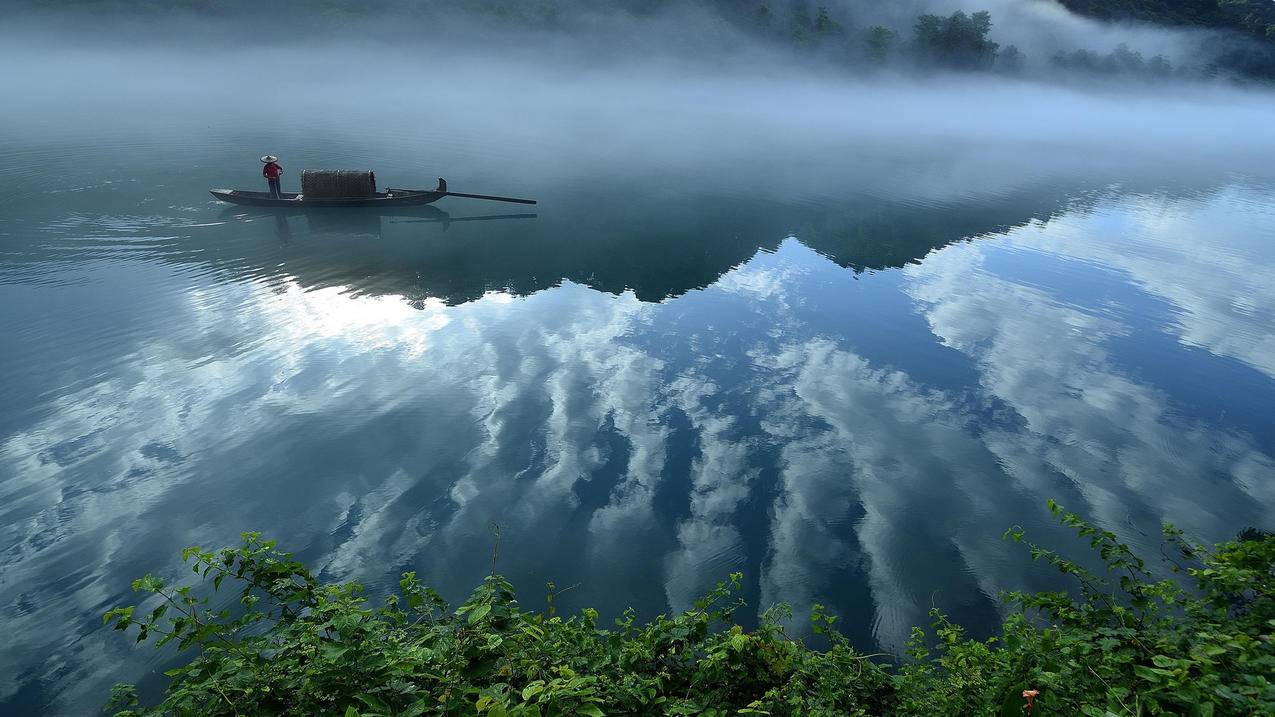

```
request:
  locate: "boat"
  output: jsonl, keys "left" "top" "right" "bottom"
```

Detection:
{"left": 210, "top": 187, "right": 445, "bottom": 208}
{"left": 210, "top": 178, "right": 535, "bottom": 208}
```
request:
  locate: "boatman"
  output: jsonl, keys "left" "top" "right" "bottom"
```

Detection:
{"left": 261, "top": 155, "right": 283, "bottom": 198}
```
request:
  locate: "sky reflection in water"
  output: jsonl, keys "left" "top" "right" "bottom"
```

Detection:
{"left": 3, "top": 184, "right": 1274, "bottom": 712}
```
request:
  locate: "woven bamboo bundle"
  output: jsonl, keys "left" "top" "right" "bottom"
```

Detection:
{"left": 300, "top": 170, "right": 376, "bottom": 198}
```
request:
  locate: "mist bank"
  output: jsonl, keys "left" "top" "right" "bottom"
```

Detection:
{"left": 7, "top": 37, "right": 1275, "bottom": 198}
{"left": 11, "top": 0, "right": 1275, "bottom": 84}
{"left": 7, "top": 36, "right": 1275, "bottom": 304}
{"left": 7, "top": 38, "right": 1275, "bottom": 174}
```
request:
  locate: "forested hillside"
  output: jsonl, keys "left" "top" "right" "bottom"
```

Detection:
{"left": 1058, "top": 0, "right": 1275, "bottom": 37}
{"left": 12, "top": 0, "right": 1275, "bottom": 80}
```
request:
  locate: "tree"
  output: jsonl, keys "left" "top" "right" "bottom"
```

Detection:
{"left": 753, "top": 2, "right": 773, "bottom": 34}
{"left": 912, "top": 10, "right": 999, "bottom": 70}
{"left": 865, "top": 25, "right": 899, "bottom": 64}
{"left": 1112, "top": 42, "right": 1146, "bottom": 72}
{"left": 812, "top": 6, "right": 843, "bottom": 38}
{"left": 998, "top": 44, "right": 1025, "bottom": 73}
{"left": 789, "top": 0, "right": 812, "bottom": 46}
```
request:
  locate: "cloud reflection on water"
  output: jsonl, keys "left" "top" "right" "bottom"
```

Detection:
{"left": 2, "top": 188, "right": 1274, "bottom": 711}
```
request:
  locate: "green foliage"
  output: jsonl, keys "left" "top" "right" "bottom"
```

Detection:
{"left": 990, "top": 502, "right": 1275, "bottom": 716}
{"left": 1050, "top": 45, "right": 1186, "bottom": 79}
{"left": 913, "top": 10, "right": 1000, "bottom": 70}
{"left": 1054, "top": 0, "right": 1275, "bottom": 78}
{"left": 811, "top": 7, "right": 843, "bottom": 40}
{"left": 1059, "top": 0, "right": 1275, "bottom": 38}
{"left": 105, "top": 506, "right": 1274, "bottom": 716}
{"left": 864, "top": 26, "right": 899, "bottom": 65}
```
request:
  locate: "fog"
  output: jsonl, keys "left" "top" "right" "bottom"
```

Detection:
{"left": 837, "top": 0, "right": 1213, "bottom": 60}
{"left": 7, "top": 0, "right": 1261, "bottom": 80}
{"left": 6, "top": 31, "right": 1275, "bottom": 197}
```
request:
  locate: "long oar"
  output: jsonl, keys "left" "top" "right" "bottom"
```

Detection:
{"left": 387, "top": 187, "right": 537, "bottom": 205}
{"left": 442, "top": 190, "right": 537, "bottom": 205}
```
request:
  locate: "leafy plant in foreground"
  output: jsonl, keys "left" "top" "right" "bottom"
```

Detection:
{"left": 104, "top": 504, "right": 1273, "bottom": 716}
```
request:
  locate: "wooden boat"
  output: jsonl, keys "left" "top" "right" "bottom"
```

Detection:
{"left": 210, "top": 187, "right": 445, "bottom": 208}
{"left": 210, "top": 178, "right": 535, "bottom": 208}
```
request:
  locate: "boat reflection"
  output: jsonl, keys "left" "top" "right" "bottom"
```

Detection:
{"left": 181, "top": 183, "right": 1095, "bottom": 308}
{"left": 220, "top": 205, "right": 539, "bottom": 236}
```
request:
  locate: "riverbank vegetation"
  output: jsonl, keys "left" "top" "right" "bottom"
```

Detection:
{"left": 104, "top": 501, "right": 1273, "bottom": 716}
{"left": 12, "top": 1, "right": 1275, "bottom": 82}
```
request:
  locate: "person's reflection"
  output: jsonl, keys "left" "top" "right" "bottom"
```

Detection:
{"left": 273, "top": 212, "right": 293, "bottom": 245}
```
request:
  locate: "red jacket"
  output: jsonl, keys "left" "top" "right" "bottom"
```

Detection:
{"left": 262, "top": 162, "right": 283, "bottom": 179}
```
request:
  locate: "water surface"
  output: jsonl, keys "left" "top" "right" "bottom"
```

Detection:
{"left": 3, "top": 54, "right": 1275, "bottom": 713}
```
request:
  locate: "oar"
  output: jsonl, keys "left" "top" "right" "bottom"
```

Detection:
{"left": 387, "top": 187, "right": 537, "bottom": 205}
{"left": 442, "top": 190, "right": 537, "bottom": 205}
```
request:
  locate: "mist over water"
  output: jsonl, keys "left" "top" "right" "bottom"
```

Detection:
{"left": 2, "top": 25, "right": 1275, "bottom": 715}
{"left": 5, "top": 0, "right": 1246, "bottom": 75}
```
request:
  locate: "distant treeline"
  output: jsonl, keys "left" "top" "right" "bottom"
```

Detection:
{"left": 1056, "top": 0, "right": 1275, "bottom": 37}
{"left": 13, "top": 0, "right": 1275, "bottom": 81}
{"left": 1055, "top": 0, "right": 1275, "bottom": 79}
{"left": 728, "top": 0, "right": 1272, "bottom": 81}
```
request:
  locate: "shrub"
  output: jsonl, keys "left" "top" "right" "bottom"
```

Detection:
{"left": 105, "top": 502, "right": 1273, "bottom": 716}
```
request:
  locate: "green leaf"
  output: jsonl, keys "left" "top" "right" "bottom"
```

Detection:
{"left": 522, "top": 682, "right": 545, "bottom": 701}
{"left": 354, "top": 694, "right": 387, "bottom": 709}
{"left": 469, "top": 603, "right": 491, "bottom": 624}
{"left": 97, "top": 518, "right": 1275, "bottom": 717}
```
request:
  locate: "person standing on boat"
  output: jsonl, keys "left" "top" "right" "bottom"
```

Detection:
{"left": 261, "top": 155, "right": 283, "bottom": 198}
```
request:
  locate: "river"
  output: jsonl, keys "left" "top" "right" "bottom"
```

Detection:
{"left": 2, "top": 50, "right": 1275, "bottom": 713}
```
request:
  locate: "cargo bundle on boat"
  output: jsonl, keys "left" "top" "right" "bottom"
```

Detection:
{"left": 300, "top": 170, "right": 377, "bottom": 199}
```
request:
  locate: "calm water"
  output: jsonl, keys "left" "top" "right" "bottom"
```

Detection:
{"left": 3, "top": 58, "right": 1275, "bottom": 713}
